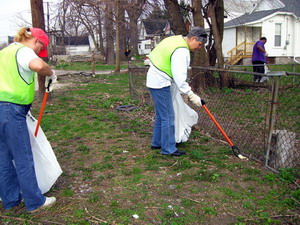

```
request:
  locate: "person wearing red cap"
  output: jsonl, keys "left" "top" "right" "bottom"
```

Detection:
{"left": 0, "top": 27, "right": 57, "bottom": 212}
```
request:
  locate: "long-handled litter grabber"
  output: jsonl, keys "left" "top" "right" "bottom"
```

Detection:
{"left": 200, "top": 100, "right": 247, "bottom": 160}
{"left": 34, "top": 79, "right": 52, "bottom": 137}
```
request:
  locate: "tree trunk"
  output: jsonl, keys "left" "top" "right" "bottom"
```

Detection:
{"left": 163, "top": 0, "right": 187, "bottom": 35}
{"left": 191, "top": 0, "right": 209, "bottom": 93}
{"left": 125, "top": 0, "right": 145, "bottom": 56}
{"left": 208, "top": 0, "right": 229, "bottom": 88}
{"left": 105, "top": 2, "right": 114, "bottom": 65}
{"left": 115, "top": 0, "right": 121, "bottom": 72}
{"left": 119, "top": 1, "right": 127, "bottom": 61}
{"left": 30, "top": 0, "right": 46, "bottom": 101}
{"left": 96, "top": 9, "right": 105, "bottom": 55}
{"left": 60, "top": 0, "right": 68, "bottom": 48}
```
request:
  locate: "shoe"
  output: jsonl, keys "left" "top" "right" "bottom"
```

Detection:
{"left": 176, "top": 142, "right": 183, "bottom": 147}
{"left": 30, "top": 197, "right": 56, "bottom": 213}
{"left": 151, "top": 146, "right": 161, "bottom": 150}
{"left": 259, "top": 76, "right": 269, "bottom": 83}
{"left": 152, "top": 144, "right": 182, "bottom": 149}
{"left": 162, "top": 150, "right": 186, "bottom": 156}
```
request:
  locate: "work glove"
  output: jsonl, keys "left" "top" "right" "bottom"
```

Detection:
{"left": 45, "top": 70, "right": 58, "bottom": 92}
{"left": 188, "top": 91, "right": 202, "bottom": 107}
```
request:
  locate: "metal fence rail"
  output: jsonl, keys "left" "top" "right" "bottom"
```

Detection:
{"left": 267, "top": 74, "right": 300, "bottom": 171}
{"left": 128, "top": 66, "right": 300, "bottom": 173}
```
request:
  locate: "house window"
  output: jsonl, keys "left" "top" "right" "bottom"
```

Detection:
{"left": 145, "top": 44, "right": 152, "bottom": 49}
{"left": 275, "top": 23, "right": 281, "bottom": 47}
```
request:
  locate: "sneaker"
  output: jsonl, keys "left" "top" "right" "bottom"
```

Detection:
{"left": 151, "top": 146, "right": 161, "bottom": 150}
{"left": 30, "top": 197, "right": 56, "bottom": 213}
{"left": 162, "top": 150, "right": 186, "bottom": 157}
{"left": 259, "top": 76, "right": 269, "bottom": 83}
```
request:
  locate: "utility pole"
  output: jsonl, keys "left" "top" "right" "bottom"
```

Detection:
{"left": 30, "top": 0, "right": 47, "bottom": 100}
{"left": 45, "top": 1, "right": 53, "bottom": 62}
{"left": 44, "top": 1, "right": 53, "bottom": 32}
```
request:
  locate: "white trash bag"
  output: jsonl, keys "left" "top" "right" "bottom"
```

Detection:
{"left": 26, "top": 112, "right": 63, "bottom": 194}
{"left": 171, "top": 84, "right": 198, "bottom": 143}
{"left": 260, "top": 63, "right": 270, "bottom": 83}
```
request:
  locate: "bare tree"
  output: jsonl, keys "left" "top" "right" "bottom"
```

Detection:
{"left": 94, "top": 4, "right": 105, "bottom": 55}
{"left": 205, "top": 0, "right": 230, "bottom": 88}
{"left": 71, "top": 1, "right": 99, "bottom": 51}
{"left": 59, "top": 0, "right": 69, "bottom": 45}
{"left": 119, "top": 0, "right": 128, "bottom": 61}
{"left": 104, "top": 1, "right": 115, "bottom": 64}
{"left": 163, "top": 0, "right": 187, "bottom": 35}
{"left": 115, "top": 0, "right": 121, "bottom": 72}
{"left": 124, "top": 0, "right": 146, "bottom": 56}
{"left": 190, "top": 0, "right": 210, "bottom": 93}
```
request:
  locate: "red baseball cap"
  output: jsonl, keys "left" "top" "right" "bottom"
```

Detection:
{"left": 30, "top": 28, "right": 49, "bottom": 57}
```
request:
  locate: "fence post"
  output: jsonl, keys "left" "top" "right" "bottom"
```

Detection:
{"left": 91, "top": 51, "right": 95, "bottom": 75}
{"left": 265, "top": 72, "right": 286, "bottom": 170}
{"left": 128, "top": 68, "right": 133, "bottom": 98}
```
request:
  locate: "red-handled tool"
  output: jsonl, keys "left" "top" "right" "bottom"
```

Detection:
{"left": 34, "top": 92, "right": 48, "bottom": 137}
{"left": 34, "top": 79, "right": 52, "bottom": 137}
{"left": 201, "top": 100, "right": 247, "bottom": 159}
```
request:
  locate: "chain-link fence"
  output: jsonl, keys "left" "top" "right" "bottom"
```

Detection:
{"left": 128, "top": 65, "right": 300, "bottom": 173}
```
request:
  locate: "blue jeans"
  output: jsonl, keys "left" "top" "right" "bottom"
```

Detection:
{"left": 0, "top": 102, "right": 45, "bottom": 211}
{"left": 149, "top": 87, "right": 177, "bottom": 154}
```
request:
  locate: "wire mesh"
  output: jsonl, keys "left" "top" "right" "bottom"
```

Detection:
{"left": 266, "top": 75, "right": 300, "bottom": 170}
{"left": 128, "top": 67, "right": 151, "bottom": 105}
{"left": 191, "top": 67, "right": 271, "bottom": 162}
{"left": 128, "top": 65, "right": 300, "bottom": 172}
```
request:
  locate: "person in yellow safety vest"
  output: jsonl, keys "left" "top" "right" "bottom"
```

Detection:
{"left": 147, "top": 27, "right": 207, "bottom": 156}
{"left": 0, "top": 27, "right": 57, "bottom": 212}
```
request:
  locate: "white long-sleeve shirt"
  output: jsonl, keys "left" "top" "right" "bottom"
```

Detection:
{"left": 146, "top": 47, "right": 192, "bottom": 95}
{"left": 10, "top": 42, "right": 39, "bottom": 84}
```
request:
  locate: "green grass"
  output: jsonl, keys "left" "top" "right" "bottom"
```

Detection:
{"left": 3, "top": 69, "right": 298, "bottom": 224}
{"left": 54, "top": 60, "right": 144, "bottom": 71}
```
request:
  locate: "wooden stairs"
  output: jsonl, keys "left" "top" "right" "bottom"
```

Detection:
{"left": 227, "top": 41, "right": 255, "bottom": 65}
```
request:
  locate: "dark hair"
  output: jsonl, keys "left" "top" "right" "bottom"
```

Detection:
{"left": 187, "top": 27, "right": 208, "bottom": 43}
{"left": 260, "top": 37, "right": 267, "bottom": 41}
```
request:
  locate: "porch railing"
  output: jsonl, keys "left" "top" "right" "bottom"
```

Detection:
{"left": 227, "top": 41, "right": 255, "bottom": 65}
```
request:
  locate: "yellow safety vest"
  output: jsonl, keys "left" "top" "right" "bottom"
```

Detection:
{"left": 148, "top": 35, "right": 189, "bottom": 78}
{"left": 0, "top": 44, "right": 35, "bottom": 105}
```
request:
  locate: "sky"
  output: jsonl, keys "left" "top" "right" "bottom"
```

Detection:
{"left": 0, "top": 0, "right": 60, "bottom": 43}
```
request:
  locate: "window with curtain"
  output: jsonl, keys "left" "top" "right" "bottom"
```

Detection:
{"left": 275, "top": 23, "right": 282, "bottom": 46}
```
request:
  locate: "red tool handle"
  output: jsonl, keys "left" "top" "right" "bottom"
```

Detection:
{"left": 34, "top": 92, "right": 49, "bottom": 137}
{"left": 201, "top": 104, "right": 234, "bottom": 147}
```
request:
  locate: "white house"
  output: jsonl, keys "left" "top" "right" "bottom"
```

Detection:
{"left": 138, "top": 19, "right": 173, "bottom": 55}
{"left": 223, "top": 0, "right": 300, "bottom": 64}
{"left": 53, "top": 35, "right": 91, "bottom": 55}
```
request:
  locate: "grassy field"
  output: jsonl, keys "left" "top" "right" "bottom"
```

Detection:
{"left": 0, "top": 72, "right": 299, "bottom": 224}
{"left": 54, "top": 60, "right": 144, "bottom": 71}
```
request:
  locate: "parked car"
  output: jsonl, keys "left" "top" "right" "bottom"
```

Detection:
{"left": 144, "top": 55, "right": 150, "bottom": 66}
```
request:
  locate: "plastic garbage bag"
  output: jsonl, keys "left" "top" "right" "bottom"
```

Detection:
{"left": 26, "top": 112, "right": 62, "bottom": 194}
{"left": 171, "top": 83, "right": 198, "bottom": 143}
{"left": 260, "top": 63, "right": 270, "bottom": 83}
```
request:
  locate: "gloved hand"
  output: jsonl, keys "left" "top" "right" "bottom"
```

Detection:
{"left": 188, "top": 91, "right": 202, "bottom": 107}
{"left": 45, "top": 70, "right": 58, "bottom": 92}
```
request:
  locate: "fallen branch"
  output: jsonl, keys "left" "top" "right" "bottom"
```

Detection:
{"left": 291, "top": 197, "right": 300, "bottom": 206}
{"left": 270, "top": 214, "right": 300, "bottom": 219}
{"left": 0, "top": 215, "right": 36, "bottom": 224}
{"left": 40, "top": 220, "right": 65, "bottom": 225}
{"left": 144, "top": 207, "right": 163, "bottom": 209}
{"left": 245, "top": 214, "right": 300, "bottom": 221}
{"left": 84, "top": 206, "right": 108, "bottom": 223}
{"left": 159, "top": 161, "right": 178, "bottom": 169}
{"left": 180, "top": 196, "right": 202, "bottom": 204}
